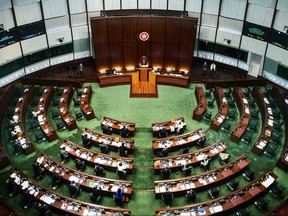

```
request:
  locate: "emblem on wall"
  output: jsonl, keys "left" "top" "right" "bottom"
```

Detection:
{"left": 139, "top": 32, "right": 149, "bottom": 41}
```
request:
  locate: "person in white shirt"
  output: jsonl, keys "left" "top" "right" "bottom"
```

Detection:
{"left": 210, "top": 63, "right": 216, "bottom": 75}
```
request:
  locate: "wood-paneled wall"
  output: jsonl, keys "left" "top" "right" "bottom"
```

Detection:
{"left": 91, "top": 16, "right": 197, "bottom": 73}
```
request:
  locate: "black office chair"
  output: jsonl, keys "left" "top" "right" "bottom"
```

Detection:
{"left": 90, "top": 187, "right": 102, "bottom": 203}
{"left": 269, "top": 184, "right": 283, "bottom": 198}
{"left": 221, "top": 121, "right": 231, "bottom": 132}
{"left": 56, "top": 87, "right": 63, "bottom": 96}
{"left": 116, "top": 169, "right": 127, "bottom": 180}
{"left": 35, "top": 131, "right": 46, "bottom": 143}
{"left": 236, "top": 208, "right": 249, "bottom": 216}
{"left": 208, "top": 98, "right": 215, "bottom": 107}
{"left": 273, "top": 110, "right": 281, "bottom": 119}
{"left": 227, "top": 178, "right": 239, "bottom": 190}
{"left": 161, "top": 190, "right": 174, "bottom": 207}
{"left": 254, "top": 197, "right": 268, "bottom": 210}
{"left": 101, "top": 125, "right": 112, "bottom": 135}
{"left": 30, "top": 119, "right": 40, "bottom": 131}
{"left": 242, "top": 169, "right": 255, "bottom": 181}
{"left": 180, "top": 147, "right": 189, "bottom": 154}
{"left": 51, "top": 109, "right": 60, "bottom": 119}
{"left": 185, "top": 190, "right": 196, "bottom": 203}
{"left": 76, "top": 88, "right": 83, "bottom": 97}
{"left": 273, "top": 120, "right": 283, "bottom": 132}
{"left": 227, "top": 110, "right": 236, "bottom": 120}
{"left": 227, "top": 99, "right": 235, "bottom": 107}
{"left": 202, "top": 111, "right": 212, "bottom": 122}
{"left": 208, "top": 187, "right": 220, "bottom": 198}
{"left": 161, "top": 168, "right": 171, "bottom": 179}
{"left": 264, "top": 145, "right": 277, "bottom": 157}
{"left": 270, "top": 133, "right": 281, "bottom": 144}
{"left": 56, "top": 121, "right": 66, "bottom": 131}
{"left": 224, "top": 88, "right": 232, "bottom": 98}
{"left": 74, "top": 110, "right": 84, "bottom": 121}
{"left": 73, "top": 97, "right": 80, "bottom": 107}
{"left": 241, "top": 132, "right": 253, "bottom": 144}
{"left": 244, "top": 88, "right": 251, "bottom": 98}
{"left": 250, "top": 110, "right": 259, "bottom": 119}
{"left": 205, "top": 89, "right": 213, "bottom": 98}
{"left": 53, "top": 98, "right": 60, "bottom": 106}
{"left": 248, "top": 120, "right": 258, "bottom": 132}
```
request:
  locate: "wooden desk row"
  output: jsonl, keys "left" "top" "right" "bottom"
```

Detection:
{"left": 264, "top": 198, "right": 288, "bottom": 216}
{"left": 98, "top": 71, "right": 189, "bottom": 88}
{"left": 154, "top": 154, "right": 251, "bottom": 198}
{"left": 211, "top": 86, "right": 229, "bottom": 131}
{"left": 154, "top": 141, "right": 226, "bottom": 174}
{"left": 38, "top": 153, "right": 133, "bottom": 197}
{"left": 272, "top": 86, "right": 288, "bottom": 171}
{"left": 0, "top": 84, "right": 15, "bottom": 168}
{"left": 59, "top": 86, "right": 77, "bottom": 131}
{"left": 251, "top": 87, "right": 274, "bottom": 155}
{"left": 80, "top": 85, "right": 95, "bottom": 120}
{"left": 230, "top": 87, "right": 251, "bottom": 143}
{"left": 9, "top": 169, "right": 131, "bottom": 216}
{"left": 61, "top": 140, "right": 134, "bottom": 173}
{"left": 156, "top": 170, "right": 277, "bottom": 216}
{"left": 153, "top": 128, "right": 206, "bottom": 153}
{"left": 152, "top": 117, "right": 186, "bottom": 137}
{"left": 36, "top": 86, "right": 57, "bottom": 142}
{"left": 101, "top": 116, "right": 136, "bottom": 137}
{"left": 82, "top": 128, "right": 134, "bottom": 153}
{"left": 11, "top": 86, "right": 35, "bottom": 155}
{"left": 193, "top": 86, "right": 207, "bottom": 121}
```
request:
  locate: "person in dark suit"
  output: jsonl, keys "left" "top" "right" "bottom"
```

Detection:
{"left": 118, "top": 143, "right": 128, "bottom": 157}
{"left": 114, "top": 188, "right": 125, "bottom": 207}
{"left": 161, "top": 167, "right": 171, "bottom": 179}
{"left": 101, "top": 125, "right": 112, "bottom": 135}
{"left": 186, "top": 189, "right": 196, "bottom": 203}
{"left": 52, "top": 170, "right": 62, "bottom": 189}
{"left": 161, "top": 187, "right": 174, "bottom": 207}
{"left": 68, "top": 181, "right": 81, "bottom": 198}
{"left": 155, "top": 147, "right": 169, "bottom": 157}
{"left": 82, "top": 134, "right": 91, "bottom": 148}
{"left": 99, "top": 142, "right": 109, "bottom": 154}
{"left": 90, "top": 185, "right": 102, "bottom": 203}
{"left": 120, "top": 125, "right": 130, "bottom": 138}
{"left": 7, "top": 177, "right": 18, "bottom": 196}
{"left": 94, "top": 164, "right": 105, "bottom": 176}
{"left": 32, "top": 161, "right": 44, "bottom": 179}
{"left": 59, "top": 147, "right": 69, "bottom": 163}
{"left": 158, "top": 126, "right": 168, "bottom": 138}
{"left": 182, "top": 165, "right": 193, "bottom": 176}
{"left": 75, "top": 158, "right": 86, "bottom": 171}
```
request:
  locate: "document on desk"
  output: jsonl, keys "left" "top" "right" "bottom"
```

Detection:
{"left": 40, "top": 195, "right": 55, "bottom": 205}
{"left": 69, "top": 176, "right": 79, "bottom": 183}
{"left": 261, "top": 175, "right": 275, "bottom": 188}
{"left": 196, "top": 154, "right": 205, "bottom": 161}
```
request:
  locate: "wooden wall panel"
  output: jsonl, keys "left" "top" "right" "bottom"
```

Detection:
{"left": 91, "top": 16, "right": 197, "bottom": 73}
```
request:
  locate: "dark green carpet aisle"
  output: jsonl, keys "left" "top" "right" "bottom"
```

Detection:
{"left": 0, "top": 83, "right": 287, "bottom": 216}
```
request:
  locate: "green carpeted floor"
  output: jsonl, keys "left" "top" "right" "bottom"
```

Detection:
{"left": 0, "top": 83, "right": 287, "bottom": 216}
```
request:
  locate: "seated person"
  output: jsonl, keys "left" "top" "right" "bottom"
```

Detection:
{"left": 200, "top": 156, "right": 211, "bottom": 170}
{"left": 175, "top": 120, "right": 185, "bottom": 135}
{"left": 161, "top": 187, "right": 174, "bottom": 207}
{"left": 34, "top": 202, "right": 51, "bottom": 216}
{"left": 182, "top": 165, "right": 193, "bottom": 176}
{"left": 12, "top": 141, "right": 23, "bottom": 156}
{"left": 155, "top": 147, "right": 169, "bottom": 157}
{"left": 161, "top": 167, "right": 172, "bottom": 179}
{"left": 7, "top": 176, "right": 18, "bottom": 196}
{"left": 68, "top": 181, "right": 81, "bottom": 198}
{"left": 101, "top": 125, "right": 112, "bottom": 135}
{"left": 116, "top": 162, "right": 127, "bottom": 180}
{"left": 75, "top": 158, "right": 86, "bottom": 171}
{"left": 32, "top": 161, "right": 45, "bottom": 179}
{"left": 118, "top": 143, "right": 128, "bottom": 157}
{"left": 99, "top": 142, "right": 109, "bottom": 154}
{"left": 52, "top": 170, "right": 62, "bottom": 189}
{"left": 23, "top": 185, "right": 39, "bottom": 209}
{"left": 82, "top": 134, "right": 91, "bottom": 148}
{"left": 114, "top": 188, "right": 125, "bottom": 207}
{"left": 158, "top": 126, "right": 168, "bottom": 138}
{"left": 59, "top": 147, "right": 69, "bottom": 163}
{"left": 90, "top": 185, "right": 102, "bottom": 203}
{"left": 120, "top": 125, "right": 130, "bottom": 138}
{"left": 94, "top": 164, "right": 105, "bottom": 176}
{"left": 186, "top": 189, "right": 196, "bottom": 203}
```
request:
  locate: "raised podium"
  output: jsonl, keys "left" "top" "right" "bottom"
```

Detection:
{"left": 138, "top": 67, "right": 150, "bottom": 82}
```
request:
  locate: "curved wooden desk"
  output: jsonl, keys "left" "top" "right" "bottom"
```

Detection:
{"left": 11, "top": 86, "right": 35, "bottom": 155}
{"left": 36, "top": 86, "right": 57, "bottom": 142}
{"left": 211, "top": 86, "right": 229, "bottom": 131}
{"left": 193, "top": 86, "right": 207, "bottom": 121}
{"left": 264, "top": 198, "right": 288, "bottom": 216}
{"left": 152, "top": 117, "right": 186, "bottom": 137}
{"left": 101, "top": 116, "right": 135, "bottom": 137}
{"left": 60, "top": 140, "right": 134, "bottom": 173}
{"left": 80, "top": 85, "right": 95, "bottom": 120}
{"left": 156, "top": 170, "right": 277, "bottom": 216}
{"left": 98, "top": 73, "right": 133, "bottom": 87}
{"left": 153, "top": 128, "right": 206, "bottom": 153}
{"left": 59, "top": 86, "right": 77, "bottom": 131}
{"left": 10, "top": 169, "right": 131, "bottom": 216}
{"left": 251, "top": 87, "right": 273, "bottom": 155}
{"left": 0, "top": 198, "right": 25, "bottom": 216}
{"left": 154, "top": 154, "right": 250, "bottom": 198}
{"left": 230, "top": 87, "right": 250, "bottom": 143}
{"left": 154, "top": 141, "right": 226, "bottom": 174}
{"left": 272, "top": 86, "right": 288, "bottom": 171}
{"left": 38, "top": 153, "right": 133, "bottom": 197}
{"left": 82, "top": 128, "right": 134, "bottom": 153}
